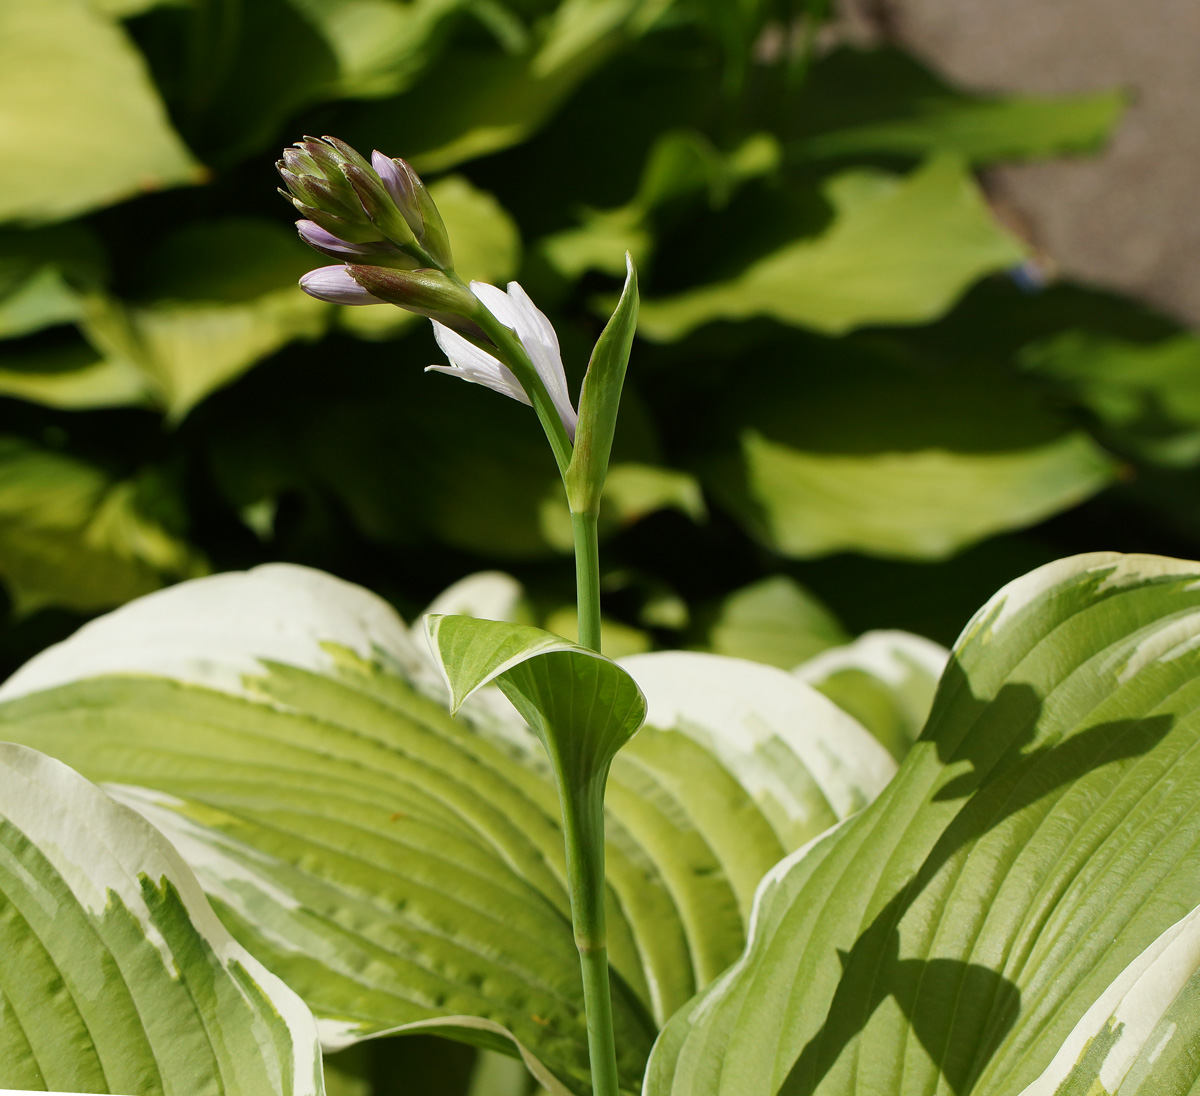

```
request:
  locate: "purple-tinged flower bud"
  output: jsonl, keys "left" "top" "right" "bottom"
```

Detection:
{"left": 278, "top": 191, "right": 384, "bottom": 245}
{"left": 299, "top": 265, "right": 388, "bottom": 305}
{"left": 371, "top": 152, "right": 453, "bottom": 270}
{"left": 296, "top": 221, "right": 422, "bottom": 269}
{"left": 341, "top": 163, "right": 420, "bottom": 252}
{"left": 321, "top": 136, "right": 373, "bottom": 173}
{"left": 346, "top": 265, "right": 481, "bottom": 323}
{"left": 371, "top": 152, "right": 421, "bottom": 232}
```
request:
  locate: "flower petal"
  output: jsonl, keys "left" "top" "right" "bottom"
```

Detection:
{"left": 299, "top": 265, "right": 386, "bottom": 305}
{"left": 429, "top": 322, "right": 529, "bottom": 405}
{"left": 470, "top": 281, "right": 578, "bottom": 439}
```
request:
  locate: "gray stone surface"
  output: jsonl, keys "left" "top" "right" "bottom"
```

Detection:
{"left": 834, "top": 0, "right": 1200, "bottom": 327}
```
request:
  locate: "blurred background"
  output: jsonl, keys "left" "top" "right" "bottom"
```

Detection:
{"left": 3, "top": 0, "right": 1199, "bottom": 1089}
{"left": 4, "top": 0, "right": 1198, "bottom": 676}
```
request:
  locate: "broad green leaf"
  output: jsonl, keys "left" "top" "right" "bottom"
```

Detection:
{"left": 705, "top": 350, "right": 1117, "bottom": 560}
{"left": 568, "top": 254, "right": 639, "bottom": 512}
{"left": 286, "top": 0, "right": 470, "bottom": 98}
{"left": 793, "top": 48, "right": 1126, "bottom": 165}
{"left": 603, "top": 464, "right": 706, "bottom": 525}
{"left": 0, "top": 564, "right": 894, "bottom": 1093}
{"left": 81, "top": 218, "right": 331, "bottom": 418}
{"left": 0, "top": 0, "right": 202, "bottom": 224}
{"left": 348, "top": 0, "right": 672, "bottom": 172}
{"left": 636, "top": 156, "right": 1025, "bottom": 340}
{"left": 794, "top": 630, "right": 949, "bottom": 761}
{"left": 340, "top": 176, "right": 521, "bottom": 340}
{"left": 0, "top": 437, "right": 205, "bottom": 613}
{"left": 1021, "top": 330, "right": 1200, "bottom": 467}
{"left": 0, "top": 223, "right": 107, "bottom": 338}
{"left": 0, "top": 265, "right": 83, "bottom": 339}
{"left": 0, "top": 741, "right": 323, "bottom": 1094}
{"left": 797, "top": 91, "right": 1126, "bottom": 164}
{"left": 0, "top": 345, "right": 150, "bottom": 410}
{"left": 644, "top": 551, "right": 1200, "bottom": 1096}
{"left": 707, "top": 575, "right": 848, "bottom": 670}
{"left": 733, "top": 428, "right": 1114, "bottom": 559}
{"left": 540, "top": 131, "right": 779, "bottom": 281}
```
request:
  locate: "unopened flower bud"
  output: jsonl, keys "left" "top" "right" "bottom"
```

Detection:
{"left": 347, "top": 265, "right": 482, "bottom": 325}
{"left": 370, "top": 152, "right": 453, "bottom": 270}
{"left": 299, "top": 265, "right": 388, "bottom": 305}
{"left": 341, "top": 163, "right": 420, "bottom": 252}
{"left": 279, "top": 191, "right": 383, "bottom": 245}
{"left": 295, "top": 221, "right": 421, "bottom": 269}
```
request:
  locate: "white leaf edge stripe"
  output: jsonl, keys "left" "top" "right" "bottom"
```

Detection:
{"left": 0, "top": 563, "right": 434, "bottom": 703}
{"left": 0, "top": 742, "right": 323, "bottom": 1094}
{"left": 107, "top": 783, "right": 577, "bottom": 1093}
{"left": 618, "top": 652, "right": 896, "bottom": 827}
{"left": 968, "top": 550, "right": 1200, "bottom": 640}
{"left": 1016, "top": 903, "right": 1200, "bottom": 1095}
{"left": 792, "top": 629, "right": 949, "bottom": 687}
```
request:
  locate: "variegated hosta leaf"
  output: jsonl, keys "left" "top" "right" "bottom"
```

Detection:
{"left": 0, "top": 742, "right": 323, "bottom": 1095}
{"left": 794, "top": 630, "right": 950, "bottom": 761}
{"left": 644, "top": 552, "right": 1200, "bottom": 1096}
{"left": 0, "top": 564, "right": 894, "bottom": 1095}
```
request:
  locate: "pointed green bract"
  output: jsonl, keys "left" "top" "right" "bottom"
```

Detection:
{"left": 426, "top": 613, "right": 646, "bottom": 783}
{"left": 0, "top": 742, "right": 323, "bottom": 1095}
{"left": 644, "top": 551, "right": 1200, "bottom": 1096}
{"left": 0, "top": 564, "right": 893, "bottom": 1094}
{"left": 567, "top": 254, "right": 640, "bottom": 514}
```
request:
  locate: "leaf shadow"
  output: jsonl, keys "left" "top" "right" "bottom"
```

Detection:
{"left": 780, "top": 662, "right": 1175, "bottom": 1096}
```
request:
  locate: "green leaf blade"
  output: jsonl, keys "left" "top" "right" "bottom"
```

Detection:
{"left": 0, "top": 565, "right": 897, "bottom": 1093}
{"left": 0, "top": 0, "right": 202, "bottom": 224}
{"left": 645, "top": 551, "right": 1200, "bottom": 1096}
{"left": 0, "top": 742, "right": 324, "bottom": 1094}
{"left": 637, "top": 156, "right": 1025, "bottom": 341}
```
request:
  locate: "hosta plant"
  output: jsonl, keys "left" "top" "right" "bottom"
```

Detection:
{"left": 1, "top": 137, "right": 1199, "bottom": 1096}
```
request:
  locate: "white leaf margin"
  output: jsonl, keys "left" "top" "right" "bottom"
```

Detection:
{"left": 0, "top": 741, "right": 324, "bottom": 1095}
{"left": 1016, "top": 904, "right": 1200, "bottom": 1096}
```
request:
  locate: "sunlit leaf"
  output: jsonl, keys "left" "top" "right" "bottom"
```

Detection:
{"left": 0, "top": 437, "right": 206, "bottom": 613}
{"left": 705, "top": 350, "right": 1117, "bottom": 560}
{"left": 637, "top": 156, "right": 1025, "bottom": 339}
{"left": 0, "top": 564, "right": 894, "bottom": 1093}
{"left": 0, "top": 0, "right": 203, "bottom": 224}
{"left": 645, "top": 552, "right": 1200, "bottom": 1096}
{"left": 707, "top": 575, "right": 848, "bottom": 670}
{"left": 0, "top": 742, "right": 323, "bottom": 1094}
{"left": 1021, "top": 329, "right": 1200, "bottom": 467}
{"left": 347, "top": 0, "right": 673, "bottom": 172}
{"left": 794, "top": 629, "right": 949, "bottom": 760}
{"left": 540, "top": 131, "right": 779, "bottom": 281}
{"left": 794, "top": 48, "right": 1126, "bottom": 165}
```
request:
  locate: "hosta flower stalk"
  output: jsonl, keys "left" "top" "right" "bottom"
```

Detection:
{"left": 280, "top": 134, "right": 643, "bottom": 1096}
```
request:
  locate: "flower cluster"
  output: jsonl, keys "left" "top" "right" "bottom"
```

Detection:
{"left": 281, "top": 136, "right": 577, "bottom": 436}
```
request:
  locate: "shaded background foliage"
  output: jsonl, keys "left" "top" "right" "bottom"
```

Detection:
{"left": 3, "top": 0, "right": 1199, "bottom": 1090}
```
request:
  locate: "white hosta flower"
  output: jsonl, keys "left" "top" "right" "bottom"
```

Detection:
{"left": 428, "top": 281, "right": 579, "bottom": 440}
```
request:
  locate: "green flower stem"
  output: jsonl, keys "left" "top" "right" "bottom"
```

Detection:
{"left": 559, "top": 775, "right": 620, "bottom": 1096}
{"left": 456, "top": 274, "right": 616, "bottom": 1094}
{"left": 572, "top": 509, "right": 602, "bottom": 654}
